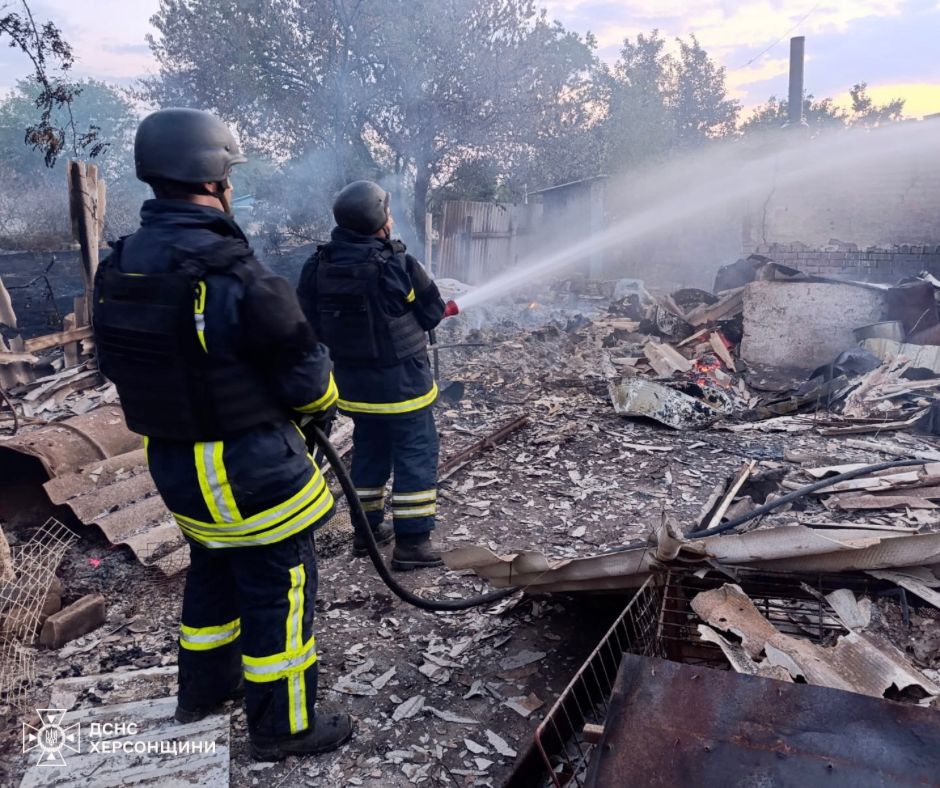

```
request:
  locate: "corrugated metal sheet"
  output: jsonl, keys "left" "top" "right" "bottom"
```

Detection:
{"left": 585, "top": 654, "right": 940, "bottom": 787}
{"left": 0, "top": 407, "right": 186, "bottom": 575}
{"left": 438, "top": 200, "right": 541, "bottom": 283}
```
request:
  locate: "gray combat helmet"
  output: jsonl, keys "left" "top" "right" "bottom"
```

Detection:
{"left": 134, "top": 108, "right": 247, "bottom": 184}
{"left": 333, "top": 180, "right": 390, "bottom": 234}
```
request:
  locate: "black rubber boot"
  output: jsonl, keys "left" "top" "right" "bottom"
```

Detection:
{"left": 391, "top": 532, "right": 443, "bottom": 571}
{"left": 250, "top": 712, "right": 354, "bottom": 761}
{"left": 175, "top": 680, "right": 244, "bottom": 724}
{"left": 352, "top": 522, "right": 395, "bottom": 557}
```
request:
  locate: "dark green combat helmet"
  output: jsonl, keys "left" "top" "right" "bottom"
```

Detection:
{"left": 332, "top": 180, "right": 391, "bottom": 235}
{"left": 134, "top": 108, "right": 247, "bottom": 184}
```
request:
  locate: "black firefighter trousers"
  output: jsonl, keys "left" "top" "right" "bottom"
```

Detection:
{"left": 178, "top": 529, "right": 319, "bottom": 739}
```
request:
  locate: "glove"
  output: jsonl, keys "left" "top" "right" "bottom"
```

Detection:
{"left": 444, "top": 299, "right": 459, "bottom": 317}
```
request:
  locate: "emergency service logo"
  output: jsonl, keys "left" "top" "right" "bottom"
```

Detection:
{"left": 22, "top": 709, "right": 81, "bottom": 765}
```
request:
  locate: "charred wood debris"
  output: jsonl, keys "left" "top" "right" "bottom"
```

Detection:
{"left": 1, "top": 252, "right": 940, "bottom": 786}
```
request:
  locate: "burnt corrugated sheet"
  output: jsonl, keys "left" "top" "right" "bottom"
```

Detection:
{"left": 0, "top": 407, "right": 186, "bottom": 575}
{"left": 585, "top": 654, "right": 940, "bottom": 788}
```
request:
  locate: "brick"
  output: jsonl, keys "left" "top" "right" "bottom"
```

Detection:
{"left": 40, "top": 594, "right": 106, "bottom": 648}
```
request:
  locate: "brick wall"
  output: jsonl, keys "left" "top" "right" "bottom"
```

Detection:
{"left": 752, "top": 242, "right": 940, "bottom": 284}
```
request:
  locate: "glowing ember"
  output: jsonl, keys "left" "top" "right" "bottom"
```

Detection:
{"left": 690, "top": 353, "right": 734, "bottom": 390}
{"left": 527, "top": 301, "right": 540, "bottom": 310}
{"left": 693, "top": 358, "right": 721, "bottom": 374}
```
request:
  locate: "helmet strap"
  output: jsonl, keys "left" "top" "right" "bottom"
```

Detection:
{"left": 195, "top": 180, "right": 232, "bottom": 214}
{"left": 213, "top": 180, "right": 233, "bottom": 215}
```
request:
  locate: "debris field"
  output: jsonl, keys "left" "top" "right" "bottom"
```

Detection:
{"left": 2, "top": 256, "right": 940, "bottom": 786}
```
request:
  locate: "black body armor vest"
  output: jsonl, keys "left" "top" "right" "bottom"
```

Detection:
{"left": 314, "top": 247, "right": 427, "bottom": 367}
{"left": 93, "top": 242, "right": 286, "bottom": 441}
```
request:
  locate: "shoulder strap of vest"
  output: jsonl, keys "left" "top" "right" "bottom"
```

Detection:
{"left": 172, "top": 237, "right": 256, "bottom": 284}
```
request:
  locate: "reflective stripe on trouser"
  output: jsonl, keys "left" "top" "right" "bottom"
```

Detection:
{"left": 350, "top": 407, "right": 439, "bottom": 536}
{"left": 178, "top": 530, "right": 320, "bottom": 738}
{"left": 176, "top": 462, "right": 334, "bottom": 548}
{"left": 180, "top": 618, "right": 241, "bottom": 651}
{"left": 355, "top": 486, "right": 386, "bottom": 515}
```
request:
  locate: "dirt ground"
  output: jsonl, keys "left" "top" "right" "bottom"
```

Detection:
{"left": 2, "top": 294, "right": 940, "bottom": 786}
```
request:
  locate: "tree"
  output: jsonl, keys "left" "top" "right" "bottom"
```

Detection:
{"left": 850, "top": 82, "right": 904, "bottom": 127}
{"left": 672, "top": 35, "right": 739, "bottom": 145}
{"left": 742, "top": 94, "right": 848, "bottom": 132}
{"left": 0, "top": 0, "right": 105, "bottom": 165}
{"left": 602, "top": 31, "right": 739, "bottom": 173}
{"left": 145, "top": 0, "right": 597, "bottom": 243}
{"left": 0, "top": 79, "right": 143, "bottom": 248}
{"left": 743, "top": 83, "right": 904, "bottom": 133}
{"left": 0, "top": 79, "right": 136, "bottom": 180}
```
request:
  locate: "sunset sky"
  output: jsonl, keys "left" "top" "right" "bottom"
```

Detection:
{"left": 2, "top": 0, "right": 939, "bottom": 118}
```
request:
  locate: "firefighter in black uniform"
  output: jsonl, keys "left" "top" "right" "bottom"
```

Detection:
{"left": 93, "top": 108, "right": 353, "bottom": 761}
{"left": 297, "top": 181, "right": 447, "bottom": 570}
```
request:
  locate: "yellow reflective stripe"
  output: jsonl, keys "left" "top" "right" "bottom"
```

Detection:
{"left": 212, "top": 442, "right": 241, "bottom": 522}
{"left": 176, "top": 474, "right": 326, "bottom": 536}
{"left": 242, "top": 635, "right": 318, "bottom": 683}
{"left": 286, "top": 564, "right": 307, "bottom": 732}
{"left": 179, "top": 485, "right": 333, "bottom": 548}
{"left": 405, "top": 288, "right": 416, "bottom": 303}
{"left": 338, "top": 382, "right": 438, "bottom": 415}
{"left": 295, "top": 374, "right": 339, "bottom": 414}
{"left": 177, "top": 466, "right": 323, "bottom": 532}
{"left": 355, "top": 487, "right": 385, "bottom": 498}
{"left": 195, "top": 442, "right": 224, "bottom": 523}
{"left": 179, "top": 618, "right": 241, "bottom": 651}
{"left": 142, "top": 436, "right": 149, "bottom": 464}
{"left": 392, "top": 503, "right": 437, "bottom": 518}
{"left": 194, "top": 441, "right": 241, "bottom": 524}
{"left": 194, "top": 281, "right": 208, "bottom": 353}
{"left": 360, "top": 499, "right": 385, "bottom": 512}
{"left": 391, "top": 490, "right": 437, "bottom": 503}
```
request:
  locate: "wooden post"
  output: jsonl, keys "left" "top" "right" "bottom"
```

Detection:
{"left": 424, "top": 212, "right": 433, "bottom": 275}
{"left": 67, "top": 161, "right": 103, "bottom": 327}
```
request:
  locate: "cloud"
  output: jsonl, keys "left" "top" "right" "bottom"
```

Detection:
{"left": 542, "top": 0, "right": 906, "bottom": 58}
{"left": 833, "top": 81, "right": 940, "bottom": 118}
{"left": 725, "top": 56, "right": 791, "bottom": 99}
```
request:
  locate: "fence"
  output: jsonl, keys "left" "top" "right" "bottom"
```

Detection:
{"left": 436, "top": 199, "right": 541, "bottom": 284}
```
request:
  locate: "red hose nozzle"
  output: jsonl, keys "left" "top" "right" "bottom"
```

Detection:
{"left": 444, "top": 299, "right": 460, "bottom": 317}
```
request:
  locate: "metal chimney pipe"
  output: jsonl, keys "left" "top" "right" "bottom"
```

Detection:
{"left": 787, "top": 36, "right": 805, "bottom": 126}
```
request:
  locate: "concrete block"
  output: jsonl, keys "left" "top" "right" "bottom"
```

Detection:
{"left": 741, "top": 281, "right": 886, "bottom": 370}
{"left": 39, "top": 594, "right": 106, "bottom": 648}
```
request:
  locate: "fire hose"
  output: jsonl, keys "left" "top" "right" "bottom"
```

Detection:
{"left": 309, "top": 425, "right": 517, "bottom": 612}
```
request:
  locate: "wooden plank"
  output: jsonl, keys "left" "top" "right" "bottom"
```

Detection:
{"left": 0, "top": 275, "right": 16, "bottom": 329}
{"left": 684, "top": 288, "right": 744, "bottom": 326}
{"left": 709, "top": 332, "right": 736, "bottom": 372}
{"left": 643, "top": 341, "right": 692, "bottom": 377}
{"left": 24, "top": 325, "right": 94, "bottom": 353}
{"left": 703, "top": 460, "right": 756, "bottom": 531}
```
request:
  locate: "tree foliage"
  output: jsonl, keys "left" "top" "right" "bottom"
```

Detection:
{"left": 145, "top": 0, "right": 596, "bottom": 241}
{"left": 602, "top": 31, "right": 739, "bottom": 170}
{"left": 0, "top": 79, "right": 143, "bottom": 248}
{"left": 743, "top": 82, "right": 905, "bottom": 133}
{"left": 0, "top": 0, "right": 106, "bottom": 165}
{"left": 142, "top": 1, "right": 909, "bottom": 237}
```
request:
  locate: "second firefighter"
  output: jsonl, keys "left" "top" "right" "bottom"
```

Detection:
{"left": 298, "top": 181, "right": 446, "bottom": 570}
